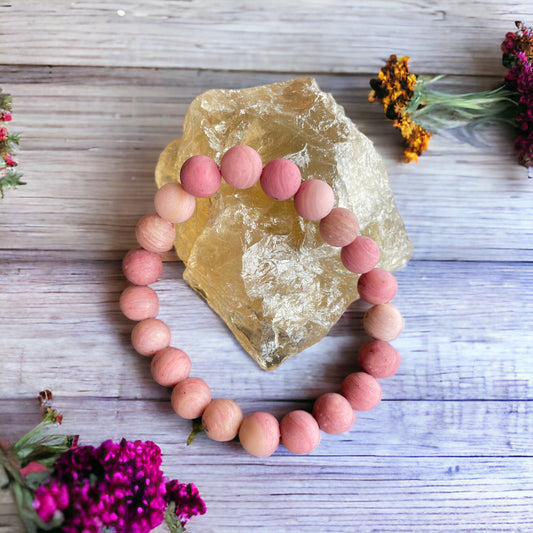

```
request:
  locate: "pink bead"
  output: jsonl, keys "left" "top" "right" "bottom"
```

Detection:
{"left": 239, "top": 412, "right": 280, "bottom": 457}
{"left": 340, "top": 235, "right": 380, "bottom": 274}
{"left": 293, "top": 179, "right": 335, "bottom": 221}
{"left": 171, "top": 377, "right": 211, "bottom": 419}
{"left": 341, "top": 372, "right": 382, "bottom": 411}
{"left": 357, "top": 268, "right": 398, "bottom": 304}
{"left": 319, "top": 207, "right": 360, "bottom": 247}
{"left": 122, "top": 248, "right": 163, "bottom": 286}
{"left": 220, "top": 145, "right": 263, "bottom": 189}
{"left": 151, "top": 347, "right": 191, "bottom": 387}
{"left": 154, "top": 182, "right": 196, "bottom": 223}
{"left": 131, "top": 318, "right": 171, "bottom": 356}
{"left": 135, "top": 213, "right": 176, "bottom": 254}
{"left": 280, "top": 410, "right": 321, "bottom": 455}
{"left": 260, "top": 158, "right": 302, "bottom": 201}
{"left": 180, "top": 155, "right": 221, "bottom": 198}
{"left": 202, "top": 399, "right": 243, "bottom": 442}
{"left": 358, "top": 340, "right": 401, "bottom": 378}
{"left": 312, "top": 393, "right": 356, "bottom": 434}
{"left": 119, "top": 285, "right": 159, "bottom": 321}
{"left": 363, "top": 303, "right": 404, "bottom": 342}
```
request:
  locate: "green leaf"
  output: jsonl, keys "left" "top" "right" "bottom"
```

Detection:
{"left": 24, "top": 470, "right": 51, "bottom": 490}
{"left": 3, "top": 132, "right": 21, "bottom": 151}
{"left": 186, "top": 418, "right": 204, "bottom": 446}
{"left": 164, "top": 502, "right": 186, "bottom": 533}
{"left": 0, "top": 88, "right": 13, "bottom": 111}
{"left": 0, "top": 170, "right": 26, "bottom": 198}
{"left": 20, "top": 438, "right": 77, "bottom": 467}
{"left": 12, "top": 409, "right": 72, "bottom": 459}
{"left": 1, "top": 445, "right": 24, "bottom": 486}
{"left": 10, "top": 483, "right": 38, "bottom": 533}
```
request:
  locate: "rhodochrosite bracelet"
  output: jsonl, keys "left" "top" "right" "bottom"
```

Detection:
{"left": 120, "top": 145, "right": 404, "bottom": 457}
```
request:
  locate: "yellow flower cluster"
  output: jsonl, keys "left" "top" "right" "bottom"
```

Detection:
{"left": 369, "top": 55, "right": 432, "bottom": 162}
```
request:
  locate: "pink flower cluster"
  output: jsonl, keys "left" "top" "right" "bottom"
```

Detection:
{"left": 33, "top": 438, "right": 206, "bottom": 533}
{"left": 166, "top": 479, "right": 207, "bottom": 527}
{"left": 502, "top": 22, "right": 533, "bottom": 174}
{"left": 0, "top": 108, "right": 16, "bottom": 171}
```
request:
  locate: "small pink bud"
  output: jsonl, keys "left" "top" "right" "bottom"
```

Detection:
{"left": 4, "top": 153, "right": 17, "bottom": 166}
{"left": 0, "top": 111, "right": 12, "bottom": 122}
{"left": 19, "top": 461, "right": 49, "bottom": 479}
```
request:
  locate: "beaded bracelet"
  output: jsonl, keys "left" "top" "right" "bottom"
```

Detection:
{"left": 120, "top": 145, "right": 404, "bottom": 457}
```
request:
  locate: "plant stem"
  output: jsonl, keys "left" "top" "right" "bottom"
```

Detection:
{"left": 407, "top": 80, "right": 518, "bottom": 131}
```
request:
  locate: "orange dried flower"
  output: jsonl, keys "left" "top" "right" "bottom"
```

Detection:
{"left": 369, "top": 55, "right": 432, "bottom": 162}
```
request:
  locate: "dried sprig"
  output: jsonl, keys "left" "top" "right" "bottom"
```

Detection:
{"left": 369, "top": 21, "right": 533, "bottom": 177}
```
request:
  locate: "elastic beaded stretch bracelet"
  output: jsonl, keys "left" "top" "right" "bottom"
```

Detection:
{"left": 120, "top": 144, "right": 404, "bottom": 457}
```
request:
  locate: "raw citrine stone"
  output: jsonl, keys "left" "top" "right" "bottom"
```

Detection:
{"left": 155, "top": 77, "right": 413, "bottom": 370}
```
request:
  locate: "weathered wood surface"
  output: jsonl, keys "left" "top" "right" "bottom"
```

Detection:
{"left": 0, "top": 1, "right": 532, "bottom": 532}
{"left": 0, "top": 1, "right": 532, "bottom": 77}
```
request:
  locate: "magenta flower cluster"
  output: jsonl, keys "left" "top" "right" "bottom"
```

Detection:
{"left": 166, "top": 479, "right": 207, "bottom": 526}
{"left": 32, "top": 438, "right": 206, "bottom": 533}
{"left": 502, "top": 22, "right": 533, "bottom": 174}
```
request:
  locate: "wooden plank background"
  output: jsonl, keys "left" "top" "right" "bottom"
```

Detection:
{"left": 0, "top": 1, "right": 532, "bottom": 532}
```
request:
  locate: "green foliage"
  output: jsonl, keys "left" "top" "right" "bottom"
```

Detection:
{"left": 0, "top": 170, "right": 25, "bottom": 198}
{"left": 0, "top": 88, "right": 13, "bottom": 111}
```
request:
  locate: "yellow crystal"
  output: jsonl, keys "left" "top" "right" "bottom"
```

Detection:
{"left": 155, "top": 77, "right": 413, "bottom": 370}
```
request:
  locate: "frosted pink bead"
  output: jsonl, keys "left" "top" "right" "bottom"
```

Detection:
{"left": 357, "top": 268, "right": 398, "bottom": 304}
{"left": 340, "top": 235, "right": 380, "bottom": 274}
{"left": 239, "top": 412, "right": 280, "bottom": 457}
{"left": 180, "top": 155, "right": 221, "bottom": 198}
{"left": 171, "top": 377, "right": 211, "bottom": 419}
{"left": 119, "top": 285, "right": 159, "bottom": 321}
{"left": 293, "top": 179, "right": 335, "bottom": 221}
{"left": 363, "top": 303, "right": 404, "bottom": 342}
{"left": 122, "top": 248, "right": 163, "bottom": 286}
{"left": 319, "top": 207, "right": 360, "bottom": 247}
{"left": 154, "top": 182, "right": 196, "bottom": 223}
{"left": 358, "top": 340, "right": 401, "bottom": 378}
{"left": 131, "top": 318, "right": 171, "bottom": 356}
{"left": 260, "top": 158, "right": 302, "bottom": 201}
{"left": 280, "top": 410, "right": 321, "bottom": 455}
{"left": 151, "top": 346, "right": 191, "bottom": 387}
{"left": 341, "top": 372, "right": 382, "bottom": 411}
{"left": 220, "top": 145, "right": 263, "bottom": 189}
{"left": 312, "top": 393, "right": 356, "bottom": 434}
{"left": 202, "top": 399, "right": 243, "bottom": 442}
{"left": 135, "top": 213, "right": 176, "bottom": 254}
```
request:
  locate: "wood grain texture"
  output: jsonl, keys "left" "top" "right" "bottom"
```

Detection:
{"left": 0, "top": 2, "right": 532, "bottom": 532}
{"left": 0, "top": 1, "right": 532, "bottom": 76}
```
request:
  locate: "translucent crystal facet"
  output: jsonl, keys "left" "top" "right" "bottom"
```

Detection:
{"left": 155, "top": 77, "right": 413, "bottom": 370}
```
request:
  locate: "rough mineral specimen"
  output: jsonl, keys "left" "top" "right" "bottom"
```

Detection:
{"left": 155, "top": 77, "right": 413, "bottom": 370}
